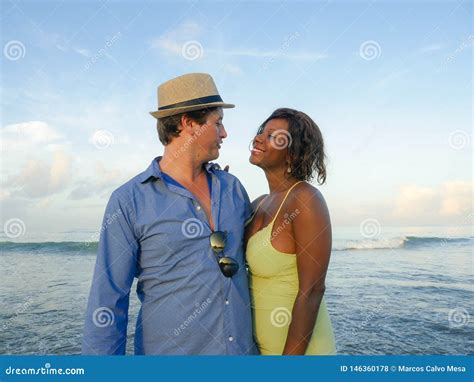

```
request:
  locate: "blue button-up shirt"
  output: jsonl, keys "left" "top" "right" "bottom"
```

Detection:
{"left": 82, "top": 157, "right": 257, "bottom": 355}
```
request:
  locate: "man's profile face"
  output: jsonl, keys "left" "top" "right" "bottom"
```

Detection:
{"left": 194, "top": 108, "right": 227, "bottom": 162}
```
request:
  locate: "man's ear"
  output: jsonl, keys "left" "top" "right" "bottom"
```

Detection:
{"left": 180, "top": 114, "right": 195, "bottom": 136}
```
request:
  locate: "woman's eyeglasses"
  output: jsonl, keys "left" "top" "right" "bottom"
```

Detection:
{"left": 209, "top": 231, "right": 239, "bottom": 278}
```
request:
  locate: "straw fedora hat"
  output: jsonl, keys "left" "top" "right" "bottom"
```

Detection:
{"left": 149, "top": 73, "right": 235, "bottom": 119}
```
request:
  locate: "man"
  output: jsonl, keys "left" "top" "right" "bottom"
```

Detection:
{"left": 82, "top": 73, "right": 257, "bottom": 355}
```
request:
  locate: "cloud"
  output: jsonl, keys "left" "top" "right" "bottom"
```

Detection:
{"left": 151, "top": 21, "right": 202, "bottom": 56}
{"left": 68, "top": 161, "right": 123, "bottom": 200}
{"left": 375, "top": 69, "right": 410, "bottom": 88}
{"left": 392, "top": 185, "right": 437, "bottom": 219}
{"left": 439, "top": 181, "right": 472, "bottom": 216}
{"left": 151, "top": 21, "right": 327, "bottom": 62}
{"left": 420, "top": 43, "right": 443, "bottom": 54}
{"left": 7, "top": 150, "right": 73, "bottom": 198}
{"left": 73, "top": 47, "right": 91, "bottom": 58}
{"left": 392, "top": 181, "right": 473, "bottom": 221}
{"left": 0, "top": 189, "right": 11, "bottom": 201}
{"left": 207, "top": 48, "right": 328, "bottom": 61}
{"left": 1, "top": 121, "right": 62, "bottom": 149}
{"left": 223, "top": 64, "right": 243, "bottom": 75}
{"left": 1, "top": 121, "right": 74, "bottom": 198}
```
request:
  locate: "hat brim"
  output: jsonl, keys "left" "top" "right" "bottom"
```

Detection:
{"left": 150, "top": 102, "right": 235, "bottom": 119}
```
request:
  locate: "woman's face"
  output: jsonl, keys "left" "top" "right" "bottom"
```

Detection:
{"left": 249, "top": 118, "right": 292, "bottom": 170}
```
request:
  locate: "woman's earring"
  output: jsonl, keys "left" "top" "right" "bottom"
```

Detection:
{"left": 287, "top": 165, "right": 292, "bottom": 173}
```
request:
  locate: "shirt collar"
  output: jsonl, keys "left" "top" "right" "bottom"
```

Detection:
{"left": 139, "top": 157, "right": 163, "bottom": 184}
{"left": 139, "top": 156, "right": 220, "bottom": 184}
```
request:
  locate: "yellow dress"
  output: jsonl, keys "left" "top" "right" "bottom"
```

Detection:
{"left": 247, "top": 182, "right": 337, "bottom": 355}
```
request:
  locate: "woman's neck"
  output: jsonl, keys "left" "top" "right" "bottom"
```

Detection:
{"left": 264, "top": 168, "right": 299, "bottom": 194}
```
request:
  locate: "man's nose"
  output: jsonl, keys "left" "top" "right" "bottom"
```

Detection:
{"left": 220, "top": 125, "right": 228, "bottom": 139}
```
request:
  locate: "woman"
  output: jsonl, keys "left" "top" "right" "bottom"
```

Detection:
{"left": 245, "top": 108, "right": 336, "bottom": 355}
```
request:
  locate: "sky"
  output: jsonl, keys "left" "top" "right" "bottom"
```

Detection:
{"left": 0, "top": 0, "right": 472, "bottom": 235}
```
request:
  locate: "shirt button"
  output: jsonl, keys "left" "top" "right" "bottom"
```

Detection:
{"left": 225, "top": 299, "right": 229, "bottom": 305}
{"left": 228, "top": 336, "right": 233, "bottom": 342}
{"left": 196, "top": 205, "right": 201, "bottom": 211}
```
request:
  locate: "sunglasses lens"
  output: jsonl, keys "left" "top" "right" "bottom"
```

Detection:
{"left": 210, "top": 231, "right": 226, "bottom": 252}
{"left": 219, "top": 257, "right": 239, "bottom": 277}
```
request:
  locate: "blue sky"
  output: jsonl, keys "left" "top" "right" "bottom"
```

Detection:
{"left": 1, "top": 0, "right": 472, "bottom": 234}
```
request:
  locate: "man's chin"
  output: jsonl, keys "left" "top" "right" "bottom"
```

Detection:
{"left": 208, "top": 149, "right": 220, "bottom": 161}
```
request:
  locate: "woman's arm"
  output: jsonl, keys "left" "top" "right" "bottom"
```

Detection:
{"left": 282, "top": 184, "right": 332, "bottom": 355}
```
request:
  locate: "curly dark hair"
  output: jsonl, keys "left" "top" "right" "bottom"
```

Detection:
{"left": 257, "top": 108, "right": 327, "bottom": 184}
{"left": 157, "top": 107, "right": 219, "bottom": 145}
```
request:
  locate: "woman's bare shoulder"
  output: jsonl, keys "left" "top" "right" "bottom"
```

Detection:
{"left": 289, "top": 182, "right": 328, "bottom": 214}
{"left": 251, "top": 194, "right": 268, "bottom": 211}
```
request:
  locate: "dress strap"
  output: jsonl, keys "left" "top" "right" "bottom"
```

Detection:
{"left": 272, "top": 181, "right": 304, "bottom": 222}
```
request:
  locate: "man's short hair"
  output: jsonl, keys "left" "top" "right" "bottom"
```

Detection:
{"left": 157, "top": 107, "right": 219, "bottom": 145}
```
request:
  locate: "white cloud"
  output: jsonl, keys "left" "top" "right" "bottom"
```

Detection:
{"left": 73, "top": 47, "right": 91, "bottom": 58}
{"left": 223, "top": 64, "right": 243, "bottom": 75}
{"left": 151, "top": 21, "right": 202, "bottom": 55}
{"left": 56, "top": 44, "right": 67, "bottom": 52}
{"left": 439, "top": 181, "right": 472, "bottom": 216}
{"left": 7, "top": 151, "right": 73, "bottom": 198}
{"left": 420, "top": 43, "right": 443, "bottom": 54}
{"left": 392, "top": 185, "right": 437, "bottom": 219}
{"left": 376, "top": 69, "right": 410, "bottom": 88}
{"left": 50, "top": 151, "right": 72, "bottom": 190}
{"left": 207, "top": 48, "right": 328, "bottom": 61}
{"left": 1, "top": 121, "right": 74, "bottom": 198}
{"left": 392, "top": 181, "right": 473, "bottom": 221}
{"left": 68, "top": 161, "right": 124, "bottom": 200}
{"left": 1, "top": 121, "right": 62, "bottom": 149}
{"left": 151, "top": 21, "right": 326, "bottom": 62}
{"left": 0, "top": 189, "right": 11, "bottom": 201}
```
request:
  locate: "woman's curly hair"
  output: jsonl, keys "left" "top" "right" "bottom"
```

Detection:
{"left": 257, "top": 108, "right": 327, "bottom": 184}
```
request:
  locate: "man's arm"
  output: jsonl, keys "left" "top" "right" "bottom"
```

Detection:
{"left": 82, "top": 191, "right": 139, "bottom": 355}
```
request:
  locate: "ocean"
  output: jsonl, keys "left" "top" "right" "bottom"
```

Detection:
{"left": 0, "top": 226, "right": 472, "bottom": 355}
